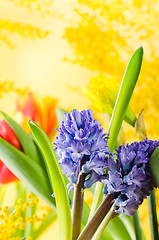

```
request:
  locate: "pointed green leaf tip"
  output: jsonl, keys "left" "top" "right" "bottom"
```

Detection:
{"left": 108, "top": 46, "right": 143, "bottom": 151}
{"left": 28, "top": 120, "right": 72, "bottom": 240}
{"left": 0, "top": 111, "right": 41, "bottom": 164}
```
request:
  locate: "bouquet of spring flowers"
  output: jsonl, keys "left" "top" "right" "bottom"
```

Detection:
{"left": 0, "top": 47, "right": 159, "bottom": 240}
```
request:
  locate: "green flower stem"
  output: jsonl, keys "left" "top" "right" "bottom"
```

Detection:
{"left": 77, "top": 193, "right": 118, "bottom": 240}
{"left": 24, "top": 190, "right": 35, "bottom": 238}
{"left": 92, "top": 205, "right": 118, "bottom": 240}
{"left": 133, "top": 211, "right": 143, "bottom": 240}
{"left": 24, "top": 202, "right": 36, "bottom": 237}
{"left": 0, "top": 185, "right": 6, "bottom": 206}
{"left": 88, "top": 182, "right": 103, "bottom": 220}
{"left": 72, "top": 172, "right": 86, "bottom": 240}
{"left": 148, "top": 189, "right": 159, "bottom": 240}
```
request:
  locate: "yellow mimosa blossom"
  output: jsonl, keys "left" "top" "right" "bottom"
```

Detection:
{"left": 0, "top": 81, "right": 28, "bottom": 98}
{"left": 0, "top": 195, "right": 47, "bottom": 239}
{"left": 8, "top": 0, "right": 55, "bottom": 16}
{"left": 64, "top": 0, "right": 159, "bottom": 140}
{"left": 0, "top": 19, "right": 50, "bottom": 48}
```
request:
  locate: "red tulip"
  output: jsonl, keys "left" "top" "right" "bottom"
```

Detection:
{"left": 0, "top": 120, "right": 21, "bottom": 184}
{"left": 0, "top": 92, "right": 57, "bottom": 184}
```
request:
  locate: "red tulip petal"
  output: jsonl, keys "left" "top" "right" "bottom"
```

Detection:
{"left": 0, "top": 160, "right": 19, "bottom": 184}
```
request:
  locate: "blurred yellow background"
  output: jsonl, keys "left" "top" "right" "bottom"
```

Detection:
{"left": 0, "top": 0, "right": 159, "bottom": 239}
{"left": 0, "top": 0, "right": 93, "bottom": 113}
{"left": 0, "top": 1, "right": 92, "bottom": 239}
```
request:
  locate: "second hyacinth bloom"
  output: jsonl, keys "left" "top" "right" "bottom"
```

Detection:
{"left": 102, "top": 139, "right": 159, "bottom": 216}
{"left": 54, "top": 109, "right": 109, "bottom": 189}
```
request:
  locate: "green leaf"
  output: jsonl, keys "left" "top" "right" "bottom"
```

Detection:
{"left": 150, "top": 146, "right": 159, "bottom": 186}
{"left": 0, "top": 111, "right": 43, "bottom": 167}
{"left": 88, "top": 182, "right": 103, "bottom": 219}
{"left": 89, "top": 47, "right": 144, "bottom": 218}
{"left": 107, "top": 47, "right": 143, "bottom": 152}
{"left": 119, "top": 215, "right": 136, "bottom": 240}
{"left": 0, "top": 138, "right": 55, "bottom": 210}
{"left": 106, "top": 217, "right": 133, "bottom": 240}
{"left": 148, "top": 190, "right": 159, "bottom": 240}
{"left": 148, "top": 143, "right": 159, "bottom": 240}
{"left": 28, "top": 120, "right": 72, "bottom": 240}
{"left": 133, "top": 211, "right": 143, "bottom": 240}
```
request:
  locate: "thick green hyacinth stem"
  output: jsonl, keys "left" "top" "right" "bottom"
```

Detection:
{"left": 72, "top": 172, "right": 86, "bottom": 240}
{"left": 77, "top": 193, "right": 119, "bottom": 240}
{"left": 92, "top": 205, "right": 119, "bottom": 240}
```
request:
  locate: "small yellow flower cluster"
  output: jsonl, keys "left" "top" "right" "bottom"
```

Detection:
{"left": 0, "top": 194, "right": 46, "bottom": 240}
{"left": 0, "top": 81, "right": 28, "bottom": 98}
{"left": 8, "top": 0, "right": 55, "bottom": 16}
{"left": 0, "top": 20, "right": 50, "bottom": 48}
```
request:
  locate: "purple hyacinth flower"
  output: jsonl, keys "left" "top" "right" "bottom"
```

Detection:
{"left": 54, "top": 109, "right": 109, "bottom": 189}
{"left": 102, "top": 139, "right": 159, "bottom": 216}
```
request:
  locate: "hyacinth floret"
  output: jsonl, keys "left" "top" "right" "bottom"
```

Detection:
{"left": 54, "top": 109, "right": 109, "bottom": 189}
{"left": 102, "top": 139, "right": 159, "bottom": 216}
